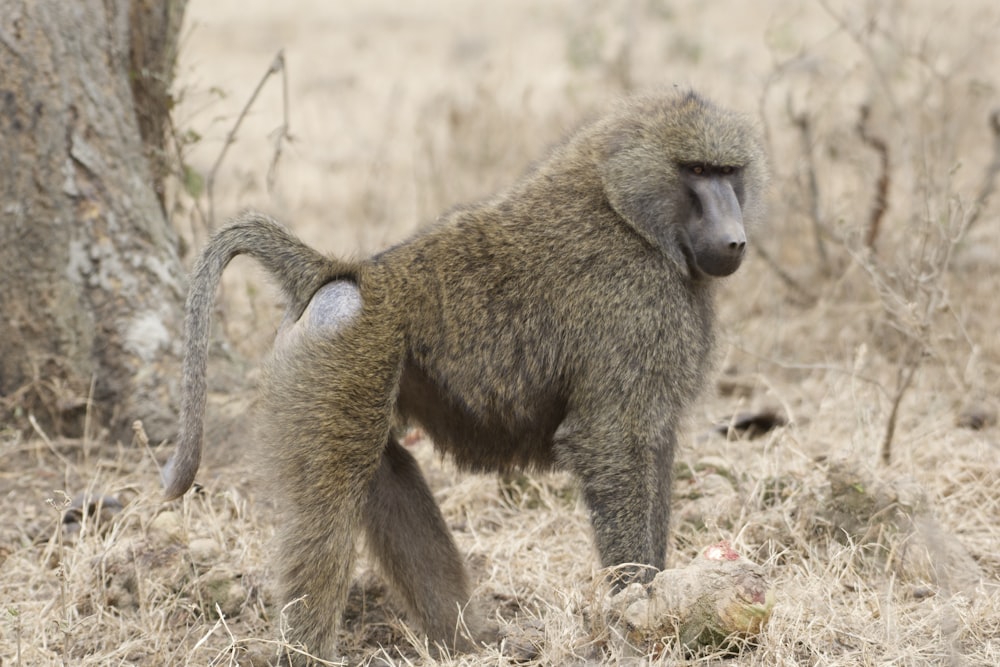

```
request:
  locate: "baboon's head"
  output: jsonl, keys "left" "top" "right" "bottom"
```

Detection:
{"left": 597, "top": 90, "right": 768, "bottom": 279}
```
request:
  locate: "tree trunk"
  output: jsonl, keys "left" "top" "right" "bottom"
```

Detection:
{"left": 0, "top": 0, "right": 188, "bottom": 441}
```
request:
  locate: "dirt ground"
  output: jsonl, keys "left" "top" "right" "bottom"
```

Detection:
{"left": 2, "top": 0, "right": 1000, "bottom": 665}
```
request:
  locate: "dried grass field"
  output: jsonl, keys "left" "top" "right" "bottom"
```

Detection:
{"left": 3, "top": 0, "right": 1000, "bottom": 664}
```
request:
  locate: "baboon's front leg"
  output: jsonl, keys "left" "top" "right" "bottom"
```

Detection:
{"left": 557, "top": 418, "right": 676, "bottom": 586}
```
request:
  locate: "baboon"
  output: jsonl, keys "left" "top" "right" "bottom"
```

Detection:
{"left": 164, "top": 89, "right": 767, "bottom": 660}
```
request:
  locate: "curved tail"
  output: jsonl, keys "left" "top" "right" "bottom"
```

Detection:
{"left": 164, "top": 211, "right": 356, "bottom": 500}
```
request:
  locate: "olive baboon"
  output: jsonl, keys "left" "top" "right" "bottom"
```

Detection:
{"left": 164, "top": 89, "right": 767, "bottom": 659}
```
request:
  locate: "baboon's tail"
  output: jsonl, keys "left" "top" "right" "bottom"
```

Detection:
{"left": 164, "top": 211, "right": 356, "bottom": 500}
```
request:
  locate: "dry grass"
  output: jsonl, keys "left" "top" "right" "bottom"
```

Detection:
{"left": 3, "top": 0, "right": 1000, "bottom": 664}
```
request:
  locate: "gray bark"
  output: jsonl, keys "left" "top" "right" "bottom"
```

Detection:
{"left": 0, "top": 0, "right": 187, "bottom": 441}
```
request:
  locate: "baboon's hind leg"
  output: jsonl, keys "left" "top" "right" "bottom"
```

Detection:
{"left": 262, "top": 281, "right": 401, "bottom": 660}
{"left": 363, "top": 437, "right": 483, "bottom": 649}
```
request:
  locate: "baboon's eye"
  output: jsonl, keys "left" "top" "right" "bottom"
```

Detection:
{"left": 719, "top": 165, "right": 735, "bottom": 175}
{"left": 689, "top": 164, "right": 705, "bottom": 175}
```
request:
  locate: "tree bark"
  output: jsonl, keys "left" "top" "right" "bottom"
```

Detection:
{"left": 0, "top": 0, "right": 188, "bottom": 441}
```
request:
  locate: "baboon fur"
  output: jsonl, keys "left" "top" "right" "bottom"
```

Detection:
{"left": 165, "top": 89, "right": 767, "bottom": 660}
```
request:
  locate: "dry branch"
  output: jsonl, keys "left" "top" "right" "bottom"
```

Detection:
{"left": 205, "top": 50, "right": 292, "bottom": 230}
{"left": 880, "top": 360, "right": 918, "bottom": 465}
{"left": 857, "top": 104, "right": 890, "bottom": 252}
{"left": 789, "top": 104, "right": 830, "bottom": 272}
{"left": 965, "top": 109, "right": 1000, "bottom": 231}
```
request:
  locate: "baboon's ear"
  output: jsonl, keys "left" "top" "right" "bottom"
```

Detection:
{"left": 598, "top": 130, "right": 690, "bottom": 276}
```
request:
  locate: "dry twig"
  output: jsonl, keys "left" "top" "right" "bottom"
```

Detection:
{"left": 880, "top": 359, "right": 918, "bottom": 465}
{"left": 206, "top": 50, "right": 292, "bottom": 229}
{"left": 857, "top": 104, "right": 890, "bottom": 252}
{"left": 788, "top": 102, "right": 830, "bottom": 273}
{"left": 964, "top": 109, "right": 1000, "bottom": 231}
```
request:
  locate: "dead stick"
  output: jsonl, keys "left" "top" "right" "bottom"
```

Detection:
{"left": 857, "top": 104, "right": 890, "bottom": 252}
{"left": 791, "top": 109, "right": 830, "bottom": 272}
{"left": 206, "top": 50, "right": 286, "bottom": 230}
{"left": 266, "top": 51, "right": 293, "bottom": 194}
{"left": 880, "top": 358, "right": 918, "bottom": 465}
{"left": 965, "top": 110, "right": 1000, "bottom": 231}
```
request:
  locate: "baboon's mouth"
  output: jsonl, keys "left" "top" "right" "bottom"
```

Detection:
{"left": 696, "top": 245, "right": 745, "bottom": 277}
